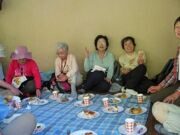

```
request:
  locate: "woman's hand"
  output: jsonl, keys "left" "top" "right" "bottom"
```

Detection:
{"left": 138, "top": 51, "right": 145, "bottom": 65}
{"left": 56, "top": 74, "right": 68, "bottom": 82}
{"left": 147, "top": 85, "right": 162, "bottom": 93}
{"left": 11, "top": 87, "right": 23, "bottom": 95}
{"left": 138, "top": 58, "right": 144, "bottom": 65}
{"left": 0, "top": 80, "right": 23, "bottom": 95}
{"left": 36, "top": 89, "right": 41, "bottom": 97}
{"left": 163, "top": 91, "right": 179, "bottom": 104}
{"left": 104, "top": 78, "right": 112, "bottom": 84}
{"left": 56, "top": 74, "right": 62, "bottom": 81}
{"left": 121, "top": 68, "right": 131, "bottom": 75}
{"left": 57, "top": 74, "right": 68, "bottom": 82}
{"left": 85, "top": 47, "right": 90, "bottom": 58}
{"left": 61, "top": 75, "right": 68, "bottom": 82}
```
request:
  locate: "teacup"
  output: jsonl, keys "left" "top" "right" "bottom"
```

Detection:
{"left": 125, "top": 118, "right": 135, "bottom": 133}
{"left": 137, "top": 94, "right": 143, "bottom": 104}
{"left": 12, "top": 96, "right": 21, "bottom": 109}
{"left": 83, "top": 96, "right": 90, "bottom": 106}
{"left": 15, "top": 101, "right": 21, "bottom": 109}
{"left": 102, "top": 97, "right": 109, "bottom": 108}
{"left": 52, "top": 90, "right": 59, "bottom": 98}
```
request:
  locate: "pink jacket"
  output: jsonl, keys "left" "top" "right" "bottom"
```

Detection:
{"left": 5, "top": 59, "right": 41, "bottom": 89}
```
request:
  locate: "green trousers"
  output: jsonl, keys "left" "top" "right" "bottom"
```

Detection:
{"left": 150, "top": 82, "right": 180, "bottom": 106}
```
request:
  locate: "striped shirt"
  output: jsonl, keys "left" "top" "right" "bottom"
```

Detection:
{"left": 159, "top": 47, "right": 180, "bottom": 91}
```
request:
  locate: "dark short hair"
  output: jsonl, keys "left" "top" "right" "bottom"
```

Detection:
{"left": 174, "top": 16, "right": 180, "bottom": 28}
{"left": 94, "top": 35, "right": 109, "bottom": 50}
{"left": 121, "top": 36, "right": 136, "bottom": 49}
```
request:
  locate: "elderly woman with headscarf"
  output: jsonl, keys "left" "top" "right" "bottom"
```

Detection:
{"left": 54, "top": 42, "right": 82, "bottom": 98}
{"left": 5, "top": 46, "right": 41, "bottom": 98}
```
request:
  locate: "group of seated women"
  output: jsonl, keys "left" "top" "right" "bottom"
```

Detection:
{"left": 2, "top": 34, "right": 156, "bottom": 99}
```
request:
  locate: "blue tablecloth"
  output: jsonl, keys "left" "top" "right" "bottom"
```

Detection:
{"left": 1, "top": 91, "right": 151, "bottom": 135}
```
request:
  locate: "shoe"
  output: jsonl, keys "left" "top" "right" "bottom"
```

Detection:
{"left": 154, "top": 124, "right": 178, "bottom": 135}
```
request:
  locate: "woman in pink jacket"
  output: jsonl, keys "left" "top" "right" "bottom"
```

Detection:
{"left": 6, "top": 46, "right": 41, "bottom": 98}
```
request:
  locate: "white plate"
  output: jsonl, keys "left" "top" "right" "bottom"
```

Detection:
{"left": 114, "top": 93, "right": 131, "bottom": 99}
{"left": 3, "top": 113, "right": 22, "bottom": 124}
{"left": 125, "top": 89, "right": 138, "bottom": 95}
{"left": 29, "top": 99, "right": 49, "bottom": 106}
{"left": 22, "top": 97, "right": 38, "bottom": 102}
{"left": 58, "top": 93, "right": 71, "bottom": 97}
{"left": 70, "top": 130, "right": 97, "bottom": 135}
{"left": 56, "top": 96, "right": 73, "bottom": 103}
{"left": 74, "top": 100, "right": 93, "bottom": 107}
{"left": 118, "top": 124, "right": 147, "bottom": 135}
{"left": 125, "top": 107, "right": 147, "bottom": 115}
{"left": 22, "top": 97, "right": 48, "bottom": 105}
{"left": 125, "top": 89, "right": 147, "bottom": 99}
{"left": 49, "top": 95, "right": 58, "bottom": 100}
{"left": 77, "top": 110, "right": 100, "bottom": 119}
{"left": 108, "top": 97, "right": 121, "bottom": 104}
{"left": 78, "top": 93, "right": 95, "bottom": 100}
{"left": 102, "top": 106, "right": 124, "bottom": 113}
{"left": 50, "top": 94, "right": 73, "bottom": 101}
{"left": 33, "top": 123, "right": 45, "bottom": 134}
